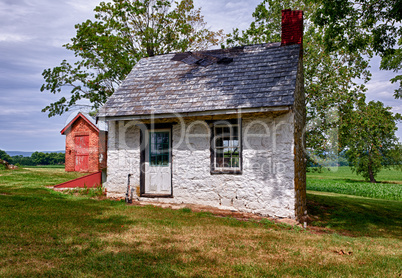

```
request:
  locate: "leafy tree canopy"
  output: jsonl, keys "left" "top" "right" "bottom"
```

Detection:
{"left": 0, "top": 149, "right": 12, "bottom": 163}
{"left": 342, "top": 100, "right": 401, "bottom": 182}
{"left": 41, "top": 0, "right": 224, "bottom": 117}
{"left": 225, "top": 0, "right": 371, "bottom": 157}
{"left": 312, "top": 0, "right": 402, "bottom": 98}
{"left": 0, "top": 150, "right": 65, "bottom": 166}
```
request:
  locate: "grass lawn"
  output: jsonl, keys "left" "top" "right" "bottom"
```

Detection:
{"left": 23, "top": 165, "right": 65, "bottom": 169}
{"left": 0, "top": 167, "right": 401, "bottom": 277}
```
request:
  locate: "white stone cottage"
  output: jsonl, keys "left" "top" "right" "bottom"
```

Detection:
{"left": 98, "top": 9, "right": 306, "bottom": 220}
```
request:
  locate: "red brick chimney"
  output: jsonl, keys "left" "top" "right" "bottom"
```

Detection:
{"left": 281, "top": 9, "right": 303, "bottom": 46}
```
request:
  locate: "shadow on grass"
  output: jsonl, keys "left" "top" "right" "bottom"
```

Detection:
{"left": 341, "top": 178, "right": 399, "bottom": 185}
{"left": 307, "top": 191, "right": 402, "bottom": 238}
{"left": 343, "top": 178, "right": 366, "bottom": 183}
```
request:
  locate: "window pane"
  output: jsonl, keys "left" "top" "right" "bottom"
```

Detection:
{"left": 216, "top": 136, "right": 223, "bottom": 147}
{"left": 150, "top": 155, "right": 157, "bottom": 165}
{"left": 214, "top": 123, "right": 240, "bottom": 169}
{"left": 223, "top": 157, "right": 232, "bottom": 168}
{"left": 232, "top": 139, "right": 239, "bottom": 147}
{"left": 232, "top": 156, "right": 239, "bottom": 168}
{"left": 150, "top": 132, "right": 169, "bottom": 166}
{"left": 232, "top": 148, "right": 239, "bottom": 155}
{"left": 233, "top": 126, "right": 238, "bottom": 137}
{"left": 216, "top": 148, "right": 224, "bottom": 167}
{"left": 162, "top": 154, "right": 169, "bottom": 165}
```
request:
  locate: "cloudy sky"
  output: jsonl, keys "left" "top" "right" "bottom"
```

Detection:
{"left": 0, "top": 0, "right": 400, "bottom": 152}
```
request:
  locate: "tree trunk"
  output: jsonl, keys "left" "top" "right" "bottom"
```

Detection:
{"left": 147, "top": 46, "right": 154, "bottom": 57}
{"left": 368, "top": 160, "right": 376, "bottom": 183}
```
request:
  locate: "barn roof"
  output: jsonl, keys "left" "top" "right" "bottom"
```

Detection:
{"left": 61, "top": 112, "right": 106, "bottom": 135}
{"left": 98, "top": 42, "right": 301, "bottom": 119}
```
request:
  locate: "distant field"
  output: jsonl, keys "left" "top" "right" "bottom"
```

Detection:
{"left": 307, "top": 166, "right": 402, "bottom": 200}
{"left": 23, "top": 165, "right": 65, "bottom": 169}
{"left": 308, "top": 166, "right": 402, "bottom": 182}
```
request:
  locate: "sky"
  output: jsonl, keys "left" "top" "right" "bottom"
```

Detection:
{"left": 0, "top": 0, "right": 401, "bottom": 152}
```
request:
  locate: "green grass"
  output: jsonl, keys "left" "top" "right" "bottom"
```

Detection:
{"left": 307, "top": 166, "right": 402, "bottom": 200}
{"left": 308, "top": 166, "right": 402, "bottom": 182}
{"left": 307, "top": 191, "right": 402, "bottom": 237}
{"left": 0, "top": 167, "right": 401, "bottom": 277}
{"left": 0, "top": 167, "right": 85, "bottom": 189}
{"left": 22, "top": 164, "right": 65, "bottom": 169}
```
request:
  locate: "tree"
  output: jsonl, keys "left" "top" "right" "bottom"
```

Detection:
{"left": 10, "top": 155, "right": 35, "bottom": 166}
{"left": 41, "top": 0, "right": 224, "bottom": 117}
{"left": 31, "top": 152, "right": 47, "bottom": 165}
{"left": 342, "top": 100, "right": 401, "bottom": 182}
{"left": 0, "top": 149, "right": 12, "bottom": 163}
{"left": 312, "top": 0, "right": 402, "bottom": 98}
{"left": 225, "top": 0, "right": 371, "bottom": 161}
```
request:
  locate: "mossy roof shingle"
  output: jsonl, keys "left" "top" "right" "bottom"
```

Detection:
{"left": 98, "top": 42, "right": 301, "bottom": 118}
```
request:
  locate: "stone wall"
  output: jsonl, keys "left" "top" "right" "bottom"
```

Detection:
{"left": 105, "top": 121, "right": 142, "bottom": 193}
{"left": 105, "top": 112, "right": 298, "bottom": 218}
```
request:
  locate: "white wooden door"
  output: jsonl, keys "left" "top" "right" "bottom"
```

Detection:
{"left": 144, "top": 129, "right": 172, "bottom": 195}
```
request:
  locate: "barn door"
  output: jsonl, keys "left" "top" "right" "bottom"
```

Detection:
{"left": 144, "top": 129, "right": 172, "bottom": 195}
{"left": 75, "top": 135, "right": 89, "bottom": 172}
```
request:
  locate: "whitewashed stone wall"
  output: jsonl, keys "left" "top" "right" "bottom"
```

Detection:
{"left": 105, "top": 121, "right": 142, "bottom": 196}
{"left": 105, "top": 112, "right": 297, "bottom": 218}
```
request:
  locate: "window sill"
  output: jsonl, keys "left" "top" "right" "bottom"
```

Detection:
{"left": 210, "top": 169, "right": 242, "bottom": 175}
{"left": 140, "top": 194, "right": 173, "bottom": 198}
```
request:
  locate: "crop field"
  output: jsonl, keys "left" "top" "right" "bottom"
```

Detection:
{"left": 0, "top": 167, "right": 401, "bottom": 277}
{"left": 307, "top": 166, "right": 402, "bottom": 200}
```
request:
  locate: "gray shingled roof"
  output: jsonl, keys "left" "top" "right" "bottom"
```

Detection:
{"left": 98, "top": 42, "right": 301, "bottom": 118}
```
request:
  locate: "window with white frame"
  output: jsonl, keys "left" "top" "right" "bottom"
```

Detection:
{"left": 212, "top": 120, "right": 241, "bottom": 173}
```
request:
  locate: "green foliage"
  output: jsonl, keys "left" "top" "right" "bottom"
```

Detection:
{"left": 225, "top": 0, "right": 299, "bottom": 46}
{"left": 9, "top": 155, "right": 35, "bottom": 166}
{"left": 0, "top": 149, "right": 12, "bottom": 163}
{"left": 313, "top": 0, "right": 402, "bottom": 98}
{"left": 41, "top": 0, "right": 224, "bottom": 117}
{"left": 30, "top": 151, "right": 65, "bottom": 166}
{"left": 10, "top": 152, "right": 65, "bottom": 166}
{"left": 341, "top": 100, "right": 402, "bottom": 182}
{"left": 224, "top": 0, "right": 371, "bottom": 161}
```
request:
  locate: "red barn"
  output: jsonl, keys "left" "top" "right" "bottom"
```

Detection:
{"left": 61, "top": 112, "right": 107, "bottom": 172}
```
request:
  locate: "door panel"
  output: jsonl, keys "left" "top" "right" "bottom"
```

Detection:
{"left": 144, "top": 130, "right": 172, "bottom": 195}
{"left": 75, "top": 135, "right": 89, "bottom": 172}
